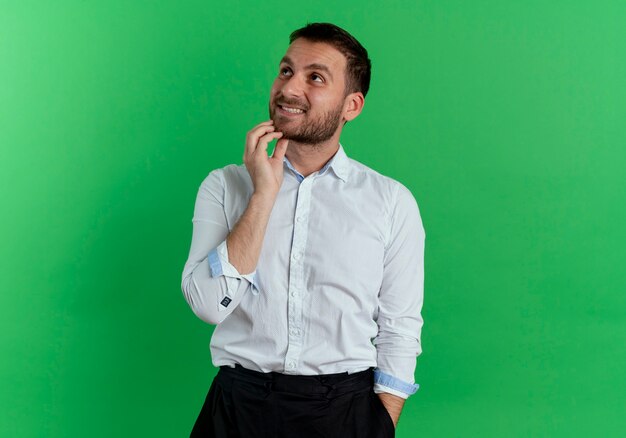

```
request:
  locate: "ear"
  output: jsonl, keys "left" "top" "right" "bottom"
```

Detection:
{"left": 343, "top": 91, "right": 365, "bottom": 122}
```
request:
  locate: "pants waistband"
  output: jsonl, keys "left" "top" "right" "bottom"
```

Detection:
{"left": 218, "top": 364, "right": 374, "bottom": 398}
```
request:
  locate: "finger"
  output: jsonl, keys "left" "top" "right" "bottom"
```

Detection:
{"left": 246, "top": 124, "right": 276, "bottom": 157}
{"left": 251, "top": 120, "right": 274, "bottom": 131}
{"left": 251, "top": 120, "right": 274, "bottom": 130}
{"left": 253, "top": 131, "right": 283, "bottom": 156}
{"left": 271, "top": 138, "right": 289, "bottom": 160}
{"left": 245, "top": 120, "right": 275, "bottom": 153}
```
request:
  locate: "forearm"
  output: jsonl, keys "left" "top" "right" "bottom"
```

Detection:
{"left": 181, "top": 180, "right": 274, "bottom": 325}
{"left": 226, "top": 191, "right": 276, "bottom": 274}
{"left": 181, "top": 191, "right": 271, "bottom": 325}
{"left": 377, "top": 392, "right": 405, "bottom": 428}
{"left": 372, "top": 331, "right": 422, "bottom": 428}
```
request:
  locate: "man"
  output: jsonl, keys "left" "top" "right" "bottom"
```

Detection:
{"left": 181, "top": 22, "right": 425, "bottom": 437}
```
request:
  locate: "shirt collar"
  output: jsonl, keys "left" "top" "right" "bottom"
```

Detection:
{"left": 283, "top": 142, "right": 350, "bottom": 183}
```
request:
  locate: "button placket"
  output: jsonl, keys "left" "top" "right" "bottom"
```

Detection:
{"left": 284, "top": 175, "right": 315, "bottom": 374}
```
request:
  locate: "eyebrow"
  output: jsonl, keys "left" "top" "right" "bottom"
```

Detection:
{"left": 279, "top": 56, "right": 334, "bottom": 81}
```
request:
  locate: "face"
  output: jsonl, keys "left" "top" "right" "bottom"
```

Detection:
{"left": 268, "top": 38, "right": 349, "bottom": 145}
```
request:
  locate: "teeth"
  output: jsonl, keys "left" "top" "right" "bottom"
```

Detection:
{"left": 281, "top": 106, "right": 304, "bottom": 114}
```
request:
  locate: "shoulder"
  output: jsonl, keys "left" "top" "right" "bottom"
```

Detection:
{"left": 347, "top": 156, "right": 424, "bottom": 231}
{"left": 197, "top": 163, "right": 254, "bottom": 208}
{"left": 347, "top": 157, "right": 415, "bottom": 202}
{"left": 199, "top": 163, "right": 252, "bottom": 190}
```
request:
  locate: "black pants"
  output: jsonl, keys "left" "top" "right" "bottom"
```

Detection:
{"left": 190, "top": 364, "right": 396, "bottom": 438}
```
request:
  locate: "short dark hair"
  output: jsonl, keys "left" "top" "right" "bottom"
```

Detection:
{"left": 289, "top": 22, "right": 372, "bottom": 98}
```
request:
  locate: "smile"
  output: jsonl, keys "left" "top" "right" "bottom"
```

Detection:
{"left": 278, "top": 105, "right": 306, "bottom": 115}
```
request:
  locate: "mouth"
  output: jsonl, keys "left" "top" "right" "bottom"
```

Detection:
{"left": 277, "top": 104, "right": 306, "bottom": 117}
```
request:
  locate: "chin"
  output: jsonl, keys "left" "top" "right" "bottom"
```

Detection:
{"left": 277, "top": 127, "right": 295, "bottom": 139}
{"left": 272, "top": 118, "right": 293, "bottom": 134}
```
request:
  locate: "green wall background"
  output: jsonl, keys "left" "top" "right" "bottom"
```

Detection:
{"left": 1, "top": 1, "right": 624, "bottom": 436}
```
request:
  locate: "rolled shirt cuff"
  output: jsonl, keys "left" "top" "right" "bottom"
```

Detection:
{"left": 373, "top": 384, "right": 410, "bottom": 399}
{"left": 208, "top": 240, "right": 260, "bottom": 296}
{"left": 373, "top": 368, "right": 419, "bottom": 398}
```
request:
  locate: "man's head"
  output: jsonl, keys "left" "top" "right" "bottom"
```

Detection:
{"left": 268, "top": 23, "right": 371, "bottom": 145}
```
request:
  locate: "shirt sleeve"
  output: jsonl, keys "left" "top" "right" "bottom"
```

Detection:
{"left": 372, "top": 182, "right": 426, "bottom": 398}
{"left": 180, "top": 169, "right": 260, "bottom": 325}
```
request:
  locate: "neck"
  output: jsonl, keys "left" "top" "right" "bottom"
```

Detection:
{"left": 284, "top": 135, "right": 341, "bottom": 178}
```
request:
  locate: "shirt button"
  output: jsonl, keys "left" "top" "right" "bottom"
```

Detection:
{"left": 296, "top": 215, "right": 303, "bottom": 222}
{"left": 290, "top": 328, "right": 300, "bottom": 336}
{"left": 292, "top": 252, "right": 301, "bottom": 260}
{"left": 290, "top": 290, "right": 297, "bottom": 297}
{"left": 287, "top": 361, "right": 296, "bottom": 369}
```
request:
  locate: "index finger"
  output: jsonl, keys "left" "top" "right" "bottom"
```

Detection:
{"left": 245, "top": 123, "right": 279, "bottom": 157}
{"left": 252, "top": 120, "right": 274, "bottom": 129}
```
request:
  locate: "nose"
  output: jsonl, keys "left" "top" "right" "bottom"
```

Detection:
{"left": 280, "top": 73, "right": 306, "bottom": 99}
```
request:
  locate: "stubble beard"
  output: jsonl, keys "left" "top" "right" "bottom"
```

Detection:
{"left": 269, "top": 101, "right": 344, "bottom": 146}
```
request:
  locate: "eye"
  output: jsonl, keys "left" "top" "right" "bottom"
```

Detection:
{"left": 311, "top": 73, "right": 324, "bottom": 83}
{"left": 280, "top": 67, "right": 291, "bottom": 76}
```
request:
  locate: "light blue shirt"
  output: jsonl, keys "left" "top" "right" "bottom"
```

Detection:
{"left": 181, "top": 142, "right": 426, "bottom": 398}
